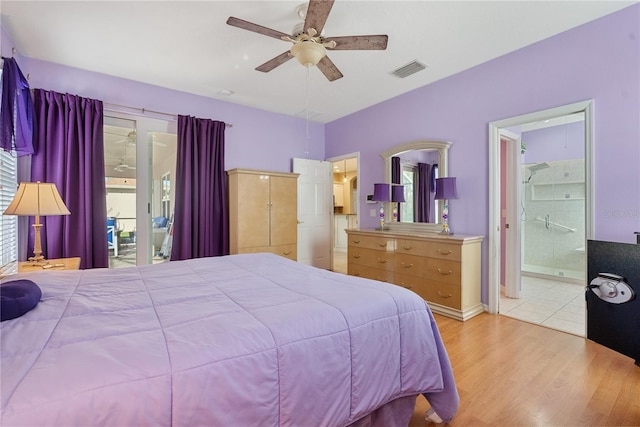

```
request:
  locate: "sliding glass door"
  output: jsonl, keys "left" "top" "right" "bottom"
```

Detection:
{"left": 104, "top": 113, "right": 176, "bottom": 268}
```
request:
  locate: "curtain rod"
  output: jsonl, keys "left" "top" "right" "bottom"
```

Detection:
{"left": 104, "top": 102, "right": 233, "bottom": 128}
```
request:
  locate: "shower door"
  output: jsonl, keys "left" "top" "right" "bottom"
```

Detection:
{"left": 521, "top": 159, "right": 585, "bottom": 281}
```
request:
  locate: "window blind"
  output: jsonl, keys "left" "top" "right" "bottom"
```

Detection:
{"left": 0, "top": 148, "right": 18, "bottom": 269}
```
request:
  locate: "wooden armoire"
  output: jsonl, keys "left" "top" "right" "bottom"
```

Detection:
{"left": 227, "top": 168, "right": 299, "bottom": 261}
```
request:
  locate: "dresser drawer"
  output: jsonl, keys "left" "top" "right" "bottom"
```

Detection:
{"left": 396, "top": 239, "right": 430, "bottom": 256}
{"left": 349, "top": 247, "right": 394, "bottom": 270}
{"left": 348, "top": 264, "right": 394, "bottom": 283}
{"left": 393, "top": 272, "right": 428, "bottom": 300}
{"left": 424, "top": 280, "right": 462, "bottom": 310}
{"left": 424, "top": 241, "right": 461, "bottom": 262}
{"left": 348, "top": 234, "right": 394, "bottom": 252}
{"left": 394, "top": 253, "right": 427, "bottom": 277}
{"left": 424, "top": 258, "right": 461, "bottom": 285}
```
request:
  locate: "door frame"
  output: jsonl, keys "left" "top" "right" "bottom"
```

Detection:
{"left": 326, "top": 152, "right": 360, "bottom": 270}
{"left": 500, "top": 129, "right": 522, "bottom": 299}
{"left": 488, "top": 100, "right": 594, "bottom": 314}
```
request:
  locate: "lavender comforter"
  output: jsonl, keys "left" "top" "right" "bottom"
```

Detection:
{"left": 1, "top": 253, "right": 458, "bottom": 426}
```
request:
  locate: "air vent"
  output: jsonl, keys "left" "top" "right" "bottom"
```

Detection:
{"left": 391, "top": 60, "right": 427, "bottom": 78}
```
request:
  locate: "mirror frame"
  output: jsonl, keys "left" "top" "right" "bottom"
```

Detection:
{"left": 380, "top": 140, "right": 451, "bottom": 233}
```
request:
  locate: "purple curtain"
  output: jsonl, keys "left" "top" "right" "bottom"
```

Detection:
{"left": 391, "top": 156, "right": 401, "bottom": 221}
{"left": 391, "top": 156, "right": 401, "bottom": 184}
{"left": 171, "top": 115, "right": 228, "bottom": 261}
{"left": 0, "top": 57, "right": 34, "bottom": 156}
{"left": 416, "top": 163, "right": 431, "bottom": 222}
{"left": 30, "top": 89, "right": 108, "bottom": 269}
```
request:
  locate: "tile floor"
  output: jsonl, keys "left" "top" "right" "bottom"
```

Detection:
{"left": 500, "top": 275, "right": 586, "bottom": 336}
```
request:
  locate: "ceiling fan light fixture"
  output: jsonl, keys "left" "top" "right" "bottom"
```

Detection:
{"left": 291, "top": 42, "right": 326, "bottom": 67}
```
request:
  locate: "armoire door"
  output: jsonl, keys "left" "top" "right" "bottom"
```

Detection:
{"left": 269, "top": 175, "right": 297, "bottom": 247}
{"left": 237, "top": 173, "right": 271, "bottom": 248}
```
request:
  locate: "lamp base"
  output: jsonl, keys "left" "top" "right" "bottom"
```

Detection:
{"left": 375, "top": 226, "right": 391, "bottom": 231}
{"left": 27, "top": 255, "right": 46, "bottom": 264}
{"left": 439, "top": 223, "right": 453, "bottom": 235}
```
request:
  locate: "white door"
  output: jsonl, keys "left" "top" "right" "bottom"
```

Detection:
{"left": 293, "top": 158, "right": 332, "bottom": 269}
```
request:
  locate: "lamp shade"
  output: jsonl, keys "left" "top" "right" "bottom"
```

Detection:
{"left": 372, "top": 183, "right": 390, "bottom": 202}
{"left": 3, "top": 182, "right": 70, "bottom": 216}
{"left": 434, "top": 177, "right": 458, "bottom": 200}
{"left": 391, "top": 185, "right": 406, "bottom": 203}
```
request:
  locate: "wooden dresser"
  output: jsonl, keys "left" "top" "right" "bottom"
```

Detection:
{"left": 228, "top": 168, "right": 299, "bottom": 261}
{"left": 346, "top": 229, "right": 483, "bottom": 321}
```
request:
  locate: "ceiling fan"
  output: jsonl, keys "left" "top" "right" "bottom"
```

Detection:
{"left": 114, "top": 160, "right": 136, "bottom": 173}
{"left": 226, "top": 0, "right": 388, "bottom": 81}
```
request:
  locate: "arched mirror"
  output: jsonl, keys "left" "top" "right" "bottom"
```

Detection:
{"left": 380, "top": 140, "right": 451, "bottom": 233}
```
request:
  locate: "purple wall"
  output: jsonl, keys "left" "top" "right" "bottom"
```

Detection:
{"left": 1, "top": 26, "right": 324, "bottom": 173}
{"left": 523, "top": 121, "right": 585, "bottom": 164}
{"left": 326, "top": 4, "right": 640, "bottom": 302}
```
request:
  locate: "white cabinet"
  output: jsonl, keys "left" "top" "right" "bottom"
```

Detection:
{"left": 334, "top": 215, "right": 349, "bottom": 249}
{"left": 333, "top": 184, "right": 344, "bottom": 207}
{"left": 335, "top": 215, "right": 358, "bottom": 250}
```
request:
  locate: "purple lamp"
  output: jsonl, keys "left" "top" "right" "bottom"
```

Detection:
{"left": 372, "top": 183, "right": 390, "bottom": 230}
{"left": 434, "top": 177, "right": 458, "bottom": 234}
{"left": 391, "top": 185, "right": 405, "bottom": 222}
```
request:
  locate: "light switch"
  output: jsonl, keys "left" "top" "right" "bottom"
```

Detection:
{"left": 370, "top": 209, "right": 377, "bottom": 217}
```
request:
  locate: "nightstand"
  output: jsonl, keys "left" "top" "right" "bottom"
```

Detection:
{"left": 18, "top": 257, "right": 81, "bottom": 273}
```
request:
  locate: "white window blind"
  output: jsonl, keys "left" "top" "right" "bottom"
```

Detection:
{"left": 0, "top": 149, "right": 18, "bottom": 269}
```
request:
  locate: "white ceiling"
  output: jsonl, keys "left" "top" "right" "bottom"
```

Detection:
{"left": 1, "top": 1, "right": 635, "bottom": 123}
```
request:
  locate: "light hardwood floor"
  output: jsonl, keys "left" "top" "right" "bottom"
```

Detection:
{"left": 409, "top": 313, "right": 640, "bottom": 426}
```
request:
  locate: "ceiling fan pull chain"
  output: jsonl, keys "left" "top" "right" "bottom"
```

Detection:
{"left": 305, "top": 65, "right": 310, "bottom": 155}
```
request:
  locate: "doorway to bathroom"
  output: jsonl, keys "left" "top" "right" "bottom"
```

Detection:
{"left": 328, "top": 154, "right": 359, "bottom": 274}
{"left": 488, "top": 100, "right": 594, "bottom": 336}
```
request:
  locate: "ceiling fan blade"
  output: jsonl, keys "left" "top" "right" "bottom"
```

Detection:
{"left": 304, "top": 0, "right": 335, "bottom": 34}
{"left": 226, "top": 17, "right": 290, "bottom": 41}
{"left": 328, "top": 35, "right": 389, "bottom": 50}
{"left": 316, "top": 56, "right": 343, "bottom": 82}
{"left": 256, "top": 51, "right": 293, "bottom": 73}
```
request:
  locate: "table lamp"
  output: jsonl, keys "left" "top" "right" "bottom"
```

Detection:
{"left": 434, "top": 177, "right": 458, "bottom": 235}
{"left": 372, "top": 183, "right": 390, "bottom": 230}
{"left": 3, "top": 181, "right": 70, "bottom": 263}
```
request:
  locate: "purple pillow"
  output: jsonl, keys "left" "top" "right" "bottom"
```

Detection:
{"left": 1, "top": 280, "right": 42, "bottom": 321}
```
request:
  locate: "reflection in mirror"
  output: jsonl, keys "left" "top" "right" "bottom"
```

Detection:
{"left": 380, "top": 140, "right": 451, "bottom": 233}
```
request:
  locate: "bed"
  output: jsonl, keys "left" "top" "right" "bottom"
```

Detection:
{"left": 1, "top": 253, "right": 458, "bottom": 426}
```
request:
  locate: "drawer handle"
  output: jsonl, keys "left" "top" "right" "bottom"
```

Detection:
{"left": 378, "top": 258, "right": 388, "bottom": 264}
{"left": 401, "top": 283, "right": 414, "bottom": 289}
{"left": 377, "top": 242, "right": 388, "bottom": 247}
{"left": 354, "top": 272, "right": 361, "bottom": 277}
{"left": 378, "top": 278, "right": 388, "bottom": 282}
{"left": 401, "top": 262, "right": 413, "bottom": 269}
{"left": 402, "top": 245, "right": 413, "bottom": 250}
{"left": 283, "top": 250, "right": 291, "bottom": 255}
{"left": 438, "top": 249, "right": 453, "bottom": 255}
{"left": 437, "top": 291, "right": 453, "bottom": 298}
{"left": 353, "top": 254, "right": 361, "bottom": 259}
{"left": 437, "top": 268, "right": 453, "bottom": 275}
{"left": 353, "top": 239, "right": 361, "bottom": 244}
